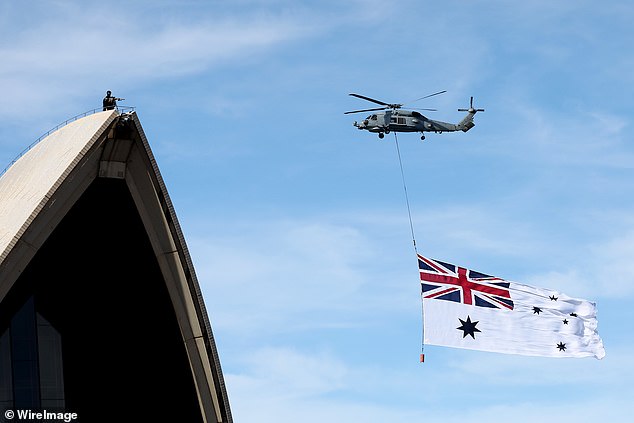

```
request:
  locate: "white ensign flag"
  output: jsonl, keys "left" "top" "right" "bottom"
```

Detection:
{"left": 419, "top": 255, "right": 605, "bottom": 359}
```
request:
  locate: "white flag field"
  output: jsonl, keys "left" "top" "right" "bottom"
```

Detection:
{"left": 419, "top": 255, "right": 605, "bottom": 359}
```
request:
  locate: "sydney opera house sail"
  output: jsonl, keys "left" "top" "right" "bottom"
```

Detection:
{"left": 0, "top": 110, "right": 232, "bottom": 422}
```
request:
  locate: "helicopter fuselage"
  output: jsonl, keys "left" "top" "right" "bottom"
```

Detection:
{"left": 346, "top": 93, "right": 483, "bottom": 140}
{"left": 353, "top": 109, "right": 472, "bottom": 136}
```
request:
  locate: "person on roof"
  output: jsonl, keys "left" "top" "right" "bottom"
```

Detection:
{"left": 102, "top": 90, "right": 124, "bottom": 111}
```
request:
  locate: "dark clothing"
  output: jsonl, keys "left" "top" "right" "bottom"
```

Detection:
{"left": 103, "top": 95, "right": 117, "bottom": 111}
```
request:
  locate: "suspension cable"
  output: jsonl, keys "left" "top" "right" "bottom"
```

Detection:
{"left": 393, "top": 133, "right": 417, "bottom": 254}
{"left": 393, "top": 132, "right": 425, "bottom": 362}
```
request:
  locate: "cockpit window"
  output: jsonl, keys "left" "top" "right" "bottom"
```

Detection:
{"left": 370, "top": 115, "right": 378, "bottom": 120}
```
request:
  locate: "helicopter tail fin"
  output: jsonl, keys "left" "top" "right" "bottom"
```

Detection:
{"left": 457, "top": 113, "right": 477, "bottom": 132}
{"left": 457, "top": 96, "right": 484, "bottom": 132}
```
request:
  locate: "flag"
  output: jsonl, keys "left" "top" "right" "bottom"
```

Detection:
{"left": 419, "top": 254, "right": 605, "bottom": 359}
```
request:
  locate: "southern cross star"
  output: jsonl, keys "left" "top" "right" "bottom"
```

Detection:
{"left": 457, "top": 316, "right": 481, "bottom": 339}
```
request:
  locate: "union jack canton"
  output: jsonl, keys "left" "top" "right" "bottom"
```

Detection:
{"left": 418, "top": 255, "right": 514, "bottom": 310}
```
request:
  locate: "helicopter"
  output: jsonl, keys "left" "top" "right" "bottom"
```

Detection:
{"left": 345, "top": 91, "right": 484, "bottom": 140}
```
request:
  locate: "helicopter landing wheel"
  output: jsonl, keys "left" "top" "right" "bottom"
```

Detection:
{"left": 378, "top": 133, "right": 385, "bottom": 139}
{"left": 421, "top": 135, "right": 426, "bottom": 141}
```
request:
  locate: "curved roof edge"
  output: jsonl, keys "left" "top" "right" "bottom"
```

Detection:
{"left": 126, "top": 112, "right": 233, "bottom": 423}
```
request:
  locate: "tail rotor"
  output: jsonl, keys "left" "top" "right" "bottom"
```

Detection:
{"left": 458, "top": 96, "right": 485, "bottom": 114}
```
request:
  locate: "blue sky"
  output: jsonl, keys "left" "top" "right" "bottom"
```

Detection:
{"left": 1, "top": 0, "right": 633, "bottom": 421}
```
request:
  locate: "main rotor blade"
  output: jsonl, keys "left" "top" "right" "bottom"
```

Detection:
{"left": 411, "top": 108, "right": 437, "bottom": 112}
{"left": 344, "top": 107, "right": 388, "bottom": 115}
{"left": 349, "top": 93, "right": 390, "bottom": 107}
{"left": 412, "top": 90, "right": 447, "bottom": 102}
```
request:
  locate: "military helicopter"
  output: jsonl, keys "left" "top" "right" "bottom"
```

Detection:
{"left": 345, "top": 91, "right": 484, "bottom": 140}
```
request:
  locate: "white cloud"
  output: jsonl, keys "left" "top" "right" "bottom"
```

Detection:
{"left": 229, "top": 346, "right": 348, "bottom": 399}
{"left": 224, "top": 346, "right": 422, "bottom": 423}
{"left": 0, "top": 4, "right": 320, "bottom": 121}
{"left": 191, "top": 215, "right": 418, "bottom": 335}
{"left": 520, "top": 228, "right": 634, "bottom": 300}
{"left": 488, "top": 99, "right": 634, "bottom": 169}
{"left": 439, "top": 398, "right": 633, "bottom": 423}
{"left": 222, "top": 344, "right": 634, "bottom": 423}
